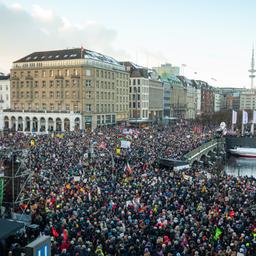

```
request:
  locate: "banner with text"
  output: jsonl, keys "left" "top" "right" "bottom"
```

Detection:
{"left": 253, "top": 111, "right": 256, "bottom": 124}
{"left": 242, "top": 110, "right": 248, "bottom": 124}
{"left": 232, "top": 110, "right": 237, "bottom": 124}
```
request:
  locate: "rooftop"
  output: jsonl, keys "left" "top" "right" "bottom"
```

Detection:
{"left": 0, "top": 73, "right": 10, "bottom": 80}
{"left": 13, "top": 48, "right": 122, "bottom": 67}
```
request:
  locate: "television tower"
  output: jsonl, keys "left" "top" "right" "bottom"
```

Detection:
{"left": 249, "top": 46, "right": 256, "bottom": 90}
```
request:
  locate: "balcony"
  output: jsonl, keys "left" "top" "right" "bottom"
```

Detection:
{"left": 25, "top": 76, "right": 33, "bottom": 80}
{"left": 71, "top": 74, "right": 80, "bottom": 79}
{"left": 55, "top": 75, "right": 64, "bottom": 79}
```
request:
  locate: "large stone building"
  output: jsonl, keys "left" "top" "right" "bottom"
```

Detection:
{"left": 0, "top": 73, "right": 10, "bottom": 110}
{"left": 162, "top": 79, "right": 171, "bottom": 119}
{"left": 121, "top": 62, "right": 163, "bottom": 124}
{"left": 177, "top": 76, "right": 197, "bottom": 119}
{"left": 240, "top": 91, "right": 256, "bottom": 110}
{"left": 148, "top": 70, "right": 163, "bottom": 122}
{"left": 169, "top": 76, "right": 186, "bottom": 119}
{"left": 219, "top": 87, "right": 246, "bottom": 111}
{"left": 213, "top": 88, "right": 223, "bottom": 112}
{"left": 121, "top": 62, "right": 150, "bottom": 122}
{"left": 198, "top": 81, "right": 214, "bottom": 115}
{"left": 191, "top": 80, "right": 202, "bottom": 116}
{"left": 2, "top": 48, "right": 129, "bottom": 132}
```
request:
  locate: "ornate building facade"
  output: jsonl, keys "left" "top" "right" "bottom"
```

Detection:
{"left": 1, "top": 48, "right": 129, "bottom": 132}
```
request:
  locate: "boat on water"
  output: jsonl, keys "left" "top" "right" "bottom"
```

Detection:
{"left": 229, "top": 147, "right": 256, "bottom": 158}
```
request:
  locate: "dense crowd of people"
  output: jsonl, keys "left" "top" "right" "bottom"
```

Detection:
{"left": 0, "top": 123, "right": 255, "bottom": 255}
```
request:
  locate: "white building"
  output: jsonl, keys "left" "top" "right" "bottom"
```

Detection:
{"left": 0, "top": 110, "right": 82, "bottom": 132}
{"left": 196, "top": 87, "right": 201, "bottom": 115}
{"left": 0, "top": 73, "right": 10, "bottom": 110}
{"left": 240, "top": 91, "right": 256, "bottom": 110}
{"left": 186, "top": 85, "right": 197, "bottom": 119}
{"left": 129, "top": 76, "right": 150, "bottom": 120}
{"left": 121, "top": 62, "right": 150, "bottom": 121}
{"left": 213, "top": 89, "right": 223, "bottom": 112}
{"left": 177, "top": 76, "right": 197, "bottom": 119}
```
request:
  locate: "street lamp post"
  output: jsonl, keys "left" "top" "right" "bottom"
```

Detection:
{"left": 237, "top": 163, "right": 241, "bottom": 177}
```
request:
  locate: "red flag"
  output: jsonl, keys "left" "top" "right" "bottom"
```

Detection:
{"left": 63, "top": 229, "right": 68, "bottom": 241}
{"left": 143, "top": 163, "right": 147, "bottom": 171}
{"left": 52, "top": 227, "right": 59, "bottom": 238}
{"left": 229, "top": 210, "right": 235, "bottom": 218}
{"left": 124, "top": 162, "right": 133, "bottom": 174}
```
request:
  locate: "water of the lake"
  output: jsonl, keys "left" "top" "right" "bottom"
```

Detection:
{"left": 225, "top": 156, "right": 256, "bottom": 178}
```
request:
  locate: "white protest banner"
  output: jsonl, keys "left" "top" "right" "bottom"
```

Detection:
{"left": 121, "top": 140, "right": 131, "bottom": 148}
{"left": 242, "top": 110, "right": 248, "bottom": 124}
{"left": 74, "top": 176, "right": 81, "bottom": 182}
{"left": 253, "top": 110, "right": 256, "bottom": 123}
{"left": 232, "top": 110, "right": 237, "bottom": 124}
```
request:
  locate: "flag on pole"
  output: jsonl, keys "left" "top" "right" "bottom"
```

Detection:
{"left": 80, "top": 45, "right": 84, "bottom": 58}
{"left": 232, "top": 110, "right": 237, "bottom": 124}
{"left": 253, "top": 110, "right": 256, "bottom": 124}
{"left": 51, "top": 227, "right": 59, "bottom": 238}
{"left": 213, "top": 227, "right": 222, "bottom": 240}
{"left": 242, "top": 110, "right": 248, "bottom": 124}
{"left": 124, "top": 162, "right": 133, "bottom": 174}
{"left": 63, "top": 228, "right": 68, "bottom": 241}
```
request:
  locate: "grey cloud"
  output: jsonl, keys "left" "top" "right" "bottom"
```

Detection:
{"left": 0, "top": 3, "right": 130, "bottom": 72}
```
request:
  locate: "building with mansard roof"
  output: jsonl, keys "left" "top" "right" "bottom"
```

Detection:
{"left": 1, "top": 48, "right": 129, "bottom": 132}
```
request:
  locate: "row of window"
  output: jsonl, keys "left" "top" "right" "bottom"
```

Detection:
{"left": 129, "top": 94, "right": 150, "bottom": 101}
{"left": 129, "top": 86, "right": 149, "bottom": 94}
{"left": 0, "top": 85, "right": 9, "bottom": 90}
{"left": 12, "top": 103, "right": 128, "bottom": 113}
{"left": 130, "top": 79, "right": 149, "bottom": 86}
{"left": 12, "top": 69, "right": 128, "bottom": 80}
{"left": 13, "top": 69, "right": 90, "bottom": 78}
{"left": 129, "top": 109, "right": 149, "bottom": 119}
{"left": 0, "top": 94, "right": 9, "bottom": 101}
{"left": 129, "top": 102, "right": 149, "bottom": 109}
{"left": 97, "top": 115, "right": 116, "bottom": 125}
{"left": 12, "top": 79, "right": 92, "bottom": 88}
{"left": 95, "top": 70, "right": 128, "bottom": 80}
{"left": 12, "top": 90, "right": 130, "bottom": 101}
{"left": 12, "top": 91, "right": 80, "bottom": 99}
{"left": 13, "top": 103, "right": 79, "bottom": 112}
{"left": 95, "top": 80, "right": 128, "bottom": 90}
{"left": 12, "top": 79, "right": 129, "bottom": 89}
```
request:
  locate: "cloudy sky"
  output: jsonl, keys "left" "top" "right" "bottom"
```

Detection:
{"left": 0, "top": 0, "right": 255, "bottom": 87}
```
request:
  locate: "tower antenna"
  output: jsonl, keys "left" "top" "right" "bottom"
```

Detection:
{"left": 249, "top": 44, "right": 256, "bottom": 90}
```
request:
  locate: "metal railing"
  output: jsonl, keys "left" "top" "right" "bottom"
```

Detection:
{"left": 183, "top": 138, "right": 224, "bottom": 162}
